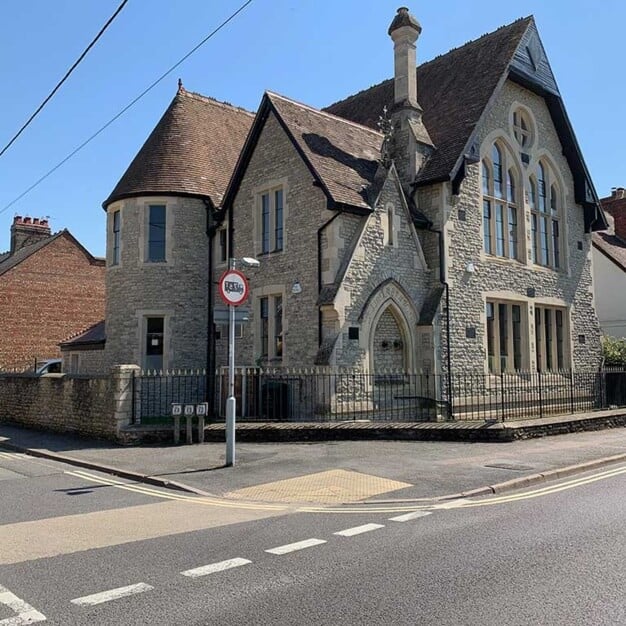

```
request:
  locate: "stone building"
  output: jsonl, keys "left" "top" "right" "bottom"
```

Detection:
{"left": 592, "top": 188, "right": 626, "bottom": 338}
{"left": 97, "top": 8, "right": 607, "bottom": 380}
{"left": 0, "top": 216, "right": 105, "bottom": 370}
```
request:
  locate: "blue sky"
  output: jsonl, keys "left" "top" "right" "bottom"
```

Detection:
{"left": 1, "top": 0, "right": 623, "bottom": 257}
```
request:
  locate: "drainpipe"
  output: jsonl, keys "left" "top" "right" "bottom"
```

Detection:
{"left": 428, "top": 226, "right": 453, "bottom": 419}
{"left": 203, "top": 199, "right": 217, "bottom": 415}
{"left": 317, "top": 210, "right": 342, "bottom": 347}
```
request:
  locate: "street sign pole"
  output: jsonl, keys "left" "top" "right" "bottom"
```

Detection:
{"left": 218, "top": 260, "right": 251, "bottom": 467}
{"left": 226, "top": 260, "right": 236, "bottom": 465}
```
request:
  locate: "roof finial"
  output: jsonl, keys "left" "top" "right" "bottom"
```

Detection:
{"left": 177, "top": 78, "right": 185, "bottom": 94}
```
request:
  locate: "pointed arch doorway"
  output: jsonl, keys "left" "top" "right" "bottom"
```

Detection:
{"left": 371, "top": 303, "right": 410, "bottom": 373}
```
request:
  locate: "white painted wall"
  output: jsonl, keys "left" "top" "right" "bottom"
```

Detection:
{"left": 592, "top": 246, "right": 626, "bottom": 338}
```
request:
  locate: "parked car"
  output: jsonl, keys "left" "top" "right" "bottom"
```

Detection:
{"left": 35, "top": 359, "right": 62, "bottom": 375}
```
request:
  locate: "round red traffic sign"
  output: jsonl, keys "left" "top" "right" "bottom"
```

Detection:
{"left": 218, "top": 269, "right": 249, "bottom": 306}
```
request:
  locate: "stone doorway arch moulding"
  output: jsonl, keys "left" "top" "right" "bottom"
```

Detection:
{"left": 358, "top": 279, "right": 419, "bottom": 373}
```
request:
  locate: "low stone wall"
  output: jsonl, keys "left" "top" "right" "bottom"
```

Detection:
{"left": 0, "top": 365, "right": 138, "bottom": 441}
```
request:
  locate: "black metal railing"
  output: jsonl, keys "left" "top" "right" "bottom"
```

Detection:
{"left": 131, "top": 367, "right": 626, "bottom": 425}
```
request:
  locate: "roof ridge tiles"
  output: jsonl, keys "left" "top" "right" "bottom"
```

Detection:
{"left": 267, "top": 90, "right": 384, "bottom": 138}
{"left": 181, "top": 89, "right": 256, "bottom": 117}
{"left": 422, "top": 15, "right": 533, "bottom": 67}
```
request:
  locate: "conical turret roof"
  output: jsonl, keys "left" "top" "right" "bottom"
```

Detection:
{"left": 104, "top": 87, "right": 254, "bottom": 208}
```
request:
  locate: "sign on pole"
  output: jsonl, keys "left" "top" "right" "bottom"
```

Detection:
{"left": 184, "top": 404, "right": 195, "bottom": 417}
{"left": 218, "top": 269, "right": 249, "bottom": 307}
{"left": 171, "top": 403, "right": 182, "bottom": 417}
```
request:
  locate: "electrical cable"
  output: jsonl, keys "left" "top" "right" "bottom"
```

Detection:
{"left": 1, "top": 0, "right": 254, "bottom": 215}
{"left": 0, "top": 0, "right": 129, "bottom": 159}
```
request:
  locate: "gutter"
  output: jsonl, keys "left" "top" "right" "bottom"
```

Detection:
{"left": 427, "top": 226, "right": 454, "bottom": 419}
{"left": 203, "top": 198, "right": 218, "bottom": 415}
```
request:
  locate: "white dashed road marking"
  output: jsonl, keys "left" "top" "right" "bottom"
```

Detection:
{"left": 389, "top": 510, "right": 433, "bottom": 522}
{"left": 334, "top": 523, "right": 385, "bottom": 537}
{"left": 266, "top": 538, "right": 327, "bottom": 555}
{"left": 70, "top": 583, "right": 153, "bottom": 607}
{"left": 0, "top": 584, "right": 46, "bottom": 624}
{"left": 181, "top": 558, "right": 252, "bottom": 578}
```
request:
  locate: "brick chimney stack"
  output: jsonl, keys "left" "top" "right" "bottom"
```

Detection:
{"left": 10, "top": 216, "right": 52, "bottom": 254}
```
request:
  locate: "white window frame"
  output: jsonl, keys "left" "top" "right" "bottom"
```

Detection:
{"left": 529, "top": 161, "right": 562, "bottom": 270}
{"left": 534, "top": 304, "right": 569, "bottom": 372}
{"left": 481, "top": 141, "right": 522, "bottom": 261}
{"left": 255, "top": 184, "right": 286, "bottom": 256}
{"left": 485, "top": 299, "right": 527, "bottom": 374}
{"left": 257, "top": 293, "right": 284, "bottom": 363}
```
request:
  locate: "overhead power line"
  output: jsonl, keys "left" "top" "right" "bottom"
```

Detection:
{"left": 0, "top": 0, "right": 129, "bottom": 159}
{"left": 0, "top": 0, "right": 254, "bottom": 216}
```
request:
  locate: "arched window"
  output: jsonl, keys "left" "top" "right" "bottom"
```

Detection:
{"left": 481, "top": 141, "right": 520, "bottom": 260}
{"left": 513, "top": 109, "right": 533, "bottom": 148}
{"left": 530, "top": 161, "right": 561, "bottom": 268}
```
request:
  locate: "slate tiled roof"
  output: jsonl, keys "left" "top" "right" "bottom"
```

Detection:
{"left": 593, "top": 213, "right": 626, "bottom": 272}
{"left": 104, "top": 88, "right": 255, "bottom": 208}
{"left": 60, "top": 320, "right": 106, "bottom": 348}
{"left": 0, "top": 230, "right": 103, "bottom": 277}
{"left": 267, "top": 92, "right": 383, "bottom": 210}
{"left": 0, "top": 232, "right": 63, "bottom": 277}
{"left": 324, "top": 17, "right": 533, "bottom": 185}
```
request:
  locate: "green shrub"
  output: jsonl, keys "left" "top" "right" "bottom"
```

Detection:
{"left": 602, "top": 336, "right": 626, "bottom": 366}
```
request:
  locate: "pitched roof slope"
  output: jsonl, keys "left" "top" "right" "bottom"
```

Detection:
{"left": 60, "top": 319, "right": 106, "bottom": 348}
{"left": 593, "top": 214, "right": 626, "bottom": 272}
{"left": 324, "top": 17, "right": 533, "bottom": 185}
{"left": 268, "top": 92, "right": 383, "bottom": 209}
{"left": 104, "top": 88, "right": 255, "bottom": 208}
{"left": 0, "top": 230, "right": 103, "bottom": 277}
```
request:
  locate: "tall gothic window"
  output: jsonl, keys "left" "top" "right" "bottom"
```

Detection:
{"left": 530, "top": 161, "right": 561, "bottom": 269}
{"left": 482, "top": 142, "right": 520, "bottom": 260}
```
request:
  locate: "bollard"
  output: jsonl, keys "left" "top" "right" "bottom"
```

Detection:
{"left": 174, "top": 415, "right": 180, "bottom": 444}
{"left": 198, "top": 415, "right": 205, "bottom": 444}
{"left": 186, "top": 415, "right": 193, "bottom": 444}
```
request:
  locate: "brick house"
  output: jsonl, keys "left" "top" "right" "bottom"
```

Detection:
{"left": 592, "top": 188, "right": 626, "bottom": 338}
{"left": 0, "top": 216, "right": 105, "bottom": 371}
{"left": 98, "top": 8, "right": 607, "bottom": 382}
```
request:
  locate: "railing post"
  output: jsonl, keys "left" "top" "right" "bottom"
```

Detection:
{"left": 500, "top": 373, "right": 505, "bottom": 422}
{"left": 570, "top": 370, "right": 575, "bottom": 414}
{"left": 538, "top": 370, "right": 543, "bottom": 419}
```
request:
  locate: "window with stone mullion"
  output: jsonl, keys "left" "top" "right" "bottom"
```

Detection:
{"left": 531, "top": 163, "right": 561, "bottom": 269}
{"left": 482, "top": 143, "right": 519, "bottom": 260}
{"left": 486, "top": 300, "right": 523, "bottom": 374}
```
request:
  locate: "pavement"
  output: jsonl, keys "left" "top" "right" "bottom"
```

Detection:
{"left": 1, "top": 422, "right": 626, "bottom": 505}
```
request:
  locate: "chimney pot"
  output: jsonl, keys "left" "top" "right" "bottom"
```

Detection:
{"left": 23, "top": 217, "right": 31, "bottom": 224}
{"left": 388, "top": 6, "right": 421, "bottom": 109}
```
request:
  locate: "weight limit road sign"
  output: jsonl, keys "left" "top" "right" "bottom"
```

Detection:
{"left": 218, "top": 269, "right": 249, "bottom": 306}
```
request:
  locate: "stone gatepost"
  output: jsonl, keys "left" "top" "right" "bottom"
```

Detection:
{"left": 111, "top": 364, "right": 140, "bottom": 433}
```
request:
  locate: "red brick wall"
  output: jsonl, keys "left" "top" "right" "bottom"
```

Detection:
{"left": 0, "top": 234, "right": 105, "bottom": 370}
{"left": 601, "top": 189, "right": 626, "bottom": 241}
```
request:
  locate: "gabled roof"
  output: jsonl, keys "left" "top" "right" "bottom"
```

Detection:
{"left": 103, "top": 87, "right": 255, "bottom": 209}
{"left": 223, "top": 91, "right": 383, "bottom": 212}
{"left": 325, "top": 17, "right": 532, "bottom": 185}
{"left": 0, "top": 230, "right": 103, "bottom": 278}
{"left": 60, "top": 319, "right": 106, "bottom": 349}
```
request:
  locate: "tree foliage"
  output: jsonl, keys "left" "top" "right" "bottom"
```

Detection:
{"left": 602, "top": 336, "right": 626, "bottom": 366}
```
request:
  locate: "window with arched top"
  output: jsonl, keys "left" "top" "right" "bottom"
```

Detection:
{"left": 513, "top": 109, "right": 533, "bottom": 148}
{"left": 530, "top": 161, "right": 561, "bottom": 268}
{"left": 481, "top": 141, "right": 520, "bottom": 260}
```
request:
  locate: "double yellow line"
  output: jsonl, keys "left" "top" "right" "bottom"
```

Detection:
{"left": 451, "top": 463, "right": 626, "bottom": 508}
{"left": 64, "top": 463, "right": 626, "bottom": 515}
{"left": 64, "top": 469, "right": 289, "bottom": 512}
